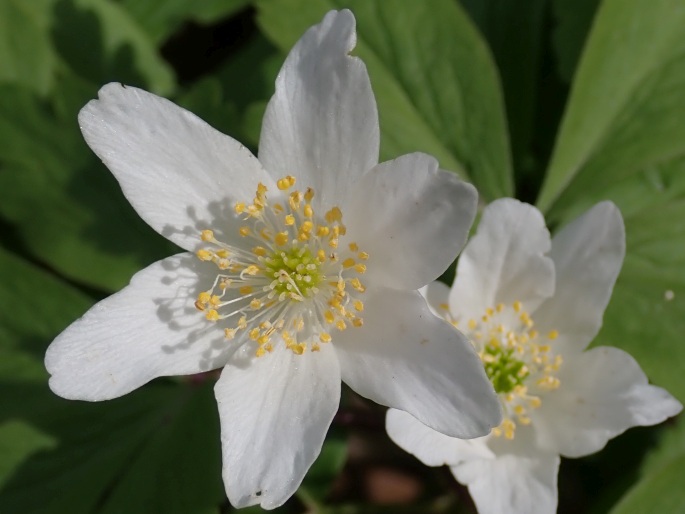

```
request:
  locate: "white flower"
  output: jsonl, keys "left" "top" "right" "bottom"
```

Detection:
{"left": 386, "top": 198, "right": 683, "bottom": 514}
{"left": 44, "top": 10, "right": 501, "bottom": 510}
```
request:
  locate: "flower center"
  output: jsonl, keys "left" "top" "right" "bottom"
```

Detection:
{"left": 446, "top": 301, "right": 562, "bottom": 440}
{"left": 194, "top": 176, "right": 368, "bottom": 357}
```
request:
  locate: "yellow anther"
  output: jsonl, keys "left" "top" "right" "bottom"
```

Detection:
{"left": 256, "top": 182, "right": 267, "bottom": 196}
{"left": 275, "top": 232, "right": 289, "bottom": 246}
{"left": 538, "top": 344, "right": 551, "bottom": 353}
{"left": 194, "top": 301, "right": 206, "bottom": 311}
{"left": 351, "top": 278, "right": 366, "bottom": 292}
{"left": 324, "top": 311, "right": 335, "bottom": 324}
{"left": 292, "top": 343, "right": 306, "bottom": 355}
{"left": 354, "top": 263, "right": 366, "bottom": 273}
{"left": 250, "top": 299, "right": 262, "bottom": 310}
{"left": 284, "top": 214, "right": 295, "bottom": 226}
{"left": 317, "top": 226, "right": 330, "bottom": 237}
{"left": 336, "top": 319, "right": 347, "bottom": 331}
{"left": 325, "top": 206, "right": 343, "bottom": 223}
{"left": 537, "top": 376, "right": 561, "bottom": 389}
{"left": 289, "top": 191, "right": 301, "bottom": 210}
{"left": 200, "top": 230, "right": 214, "bottom": 242}
{"left": 319, "top": 332, "right": 332, "bottom": 343}
{"left": 196, "top": 249, "right": 213, "bottom": 261}
{"left": 239, "top": 285, "right": 253, "bottom": 295}
{"left": 244, "top": 265, "right": 259, "bottom": 275}
{"left": 206, "top": 310, "right": 220, "bottom": 322}
{"left": 273, "top": 203, "right": 284, "bottom": 213}
{"left": 259, "top": 228, "right": 271, "bottom": 241}
{"left": 342, "top": 258, "right": 356, "bottom": 269}
{"left": 358, "top": 251, "right": 369, "bottom": 260}
{"left": 300, "top": 221, "right": 313, "bottom": 233}
{"left": 316, "top": 249, "right": 326, "bottom": 263}
{"left": 303, "top": 204, "right": 313, "bottom": 218}
{"left": 277, "top": 175, "right": 296, "bottom": 190}
{"left": 486, "top": 308, "right": 494, "bottom": 317}
{"left": 238, "top": 316, "right": 247, "bottom": 329}
{"left": 354, "top": 300, "right": 364, "bottom": 312}
{"left": 224, "top": 328, "right": 236, "bottom": 340}
{"left": 352, "top": 318, "right": 363, "bottom": 327}
{"left": 249, "top": 328, "right": 260, "bottom": 341}
{"left": 256, "top": 347, "right": 266, "bottom": 357}
{"left": 349, "top": 242, "right": 359, "bottom": 252}
{"left": 328, "top": 238, "right": 339, "bottom": 249}
{"left": 496, "top": 304, "right": 505, "bottom": 312}
{"left": 235, "top": 202, "right": 246, "bottom": 214}
{"left": 439, "top": 303, "right": 449, "bottom": 311}
{"left": 513, "top": 301, "right": 522, "bottom": 312}
{"left": 468, "top": 319, "right": 478, "bottom": 330}
{"left": 252, "top": 246, "right": 267, "bottom": 257}
{"left": 304, "top": 187, "right": 314, "bottom": 202}
{"left": 210, "top": 295, "right": 221, "bottom": 307}
{"left": 198, "top": 292, "right": 211, "bottom": 304}
{"left": 547, "top": 330, "right": 559, "bottom": 340}
{"left": 239, "top": 226, "right": 250, "bottom": 237}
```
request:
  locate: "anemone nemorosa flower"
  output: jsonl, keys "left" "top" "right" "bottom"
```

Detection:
{"left": 45, "top": 10, "right": 501, "bottom": 509}
{"left": 386, "top": 198, "right": 682, "bottom": 514}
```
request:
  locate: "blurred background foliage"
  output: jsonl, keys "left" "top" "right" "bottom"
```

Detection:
{"left": 0, "top": 0, "right": 683, "bottom": 512}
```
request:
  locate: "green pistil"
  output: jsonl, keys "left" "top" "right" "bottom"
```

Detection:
{"left": 483, "top": 344, "right": 529, "bottom": 394}
{"left": 265, "top": 246, "right": 322, "bottom": 297}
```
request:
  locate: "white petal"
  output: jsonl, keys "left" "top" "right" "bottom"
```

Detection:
{"left": 335, "top": 288, "right": 501, "bottom": 438}
{"left": 45, "top": 254, "right": 231, "bottom": 400}
{"left": 386, "top": 409, "right": 494, "bottom": 467}
{"left": 258, "top": 10, "right": 379, "bottom": 209}
{"left": 419, "top": 280, "right": 452, "bottom": 317}
{"left": 533, "top": 201, "right": 625, "bottom": 352}
{"left": 215, "top": 342, "right": 340, "bottom": 509}
{"left": 79, "top": 83, "right": 273, "bottom": 251}
{"left": 532, "top": 346, "right": 683, "bottom": 458}
{"left": 451, "top": 449, "right": 559, "bottom": 514}
{"left": 449, "top": 199, "right": 555, "bottom": 323}
{"left": 343, "top": 153, "right": 477, "bottom": 291}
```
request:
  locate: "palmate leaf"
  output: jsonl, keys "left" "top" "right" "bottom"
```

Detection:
{"left": 0, "top": 82, "right": 176, "bottom": 292}
{"left": 536, "top": 0, "right": 685, "bottom": 402}
{"left": 51, "top": 0, "right": 175, "bottom": 95}
{"left": 0, "top": 0, "right": 174, "bottom": 96}
{"left": 256, "top": 0, "right": 513, "bottom": 201}
{"left": 610, "top": 420, "right": 685, "bottom": 514}
{"left": 121, "top": 0, "right": 251, "bottom": 44}
{"left": 0, "top": 0, "right": 56, "bottom": 95}
{"left": 0, "top": 247, "right": 226, "bottom": 513}
{"left": 0, "top": 380, "right": 225, "bottom": 514}
{"left": 459, "top": 0, "right": 546, "bottom": 176}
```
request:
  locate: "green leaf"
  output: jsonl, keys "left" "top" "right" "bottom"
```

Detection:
{"left": 0, "top": 420, "right": 56, "bottom": 489}
{"left": 592, "top": 160, "right": 685, "bottom": 401}
{"left": 460, "top": 0, "right": 546, "bottom": 181}
{"left": 610, "top": 420, "right": 685, "bottom": 514}
{"left": 0, "top": 83, "right": 176, "bottom": 292}
{"left": 537, "top": 0, "right": 685, "bottom": 212}
{"left": 0, "top": 244, "right": 94, "bottom": 380}
{"left": 256, "top": 0, "right": 513, "bottom": 200}
{"left": 551, "top": 0, "right": 600, "bottom": 83}
{"left": 121, "top": 0, "right": 251, "bottom": 43}
{"left": 0, "top": 381, "right": 225, "bottom": 514}
{"left": 51, "top": 0, "right": 176, "bottom": 95}
{"left": 298, "top": 429, "right": 348, "bottom": 507}
{"left": 0, "top": 0, "right": 56, "bottom": 95}
{"left": 535, "top": 0, "right": 685, "bottom": 401}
